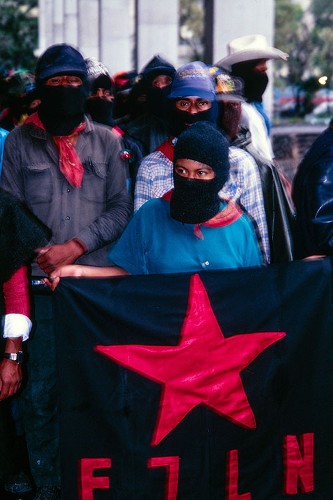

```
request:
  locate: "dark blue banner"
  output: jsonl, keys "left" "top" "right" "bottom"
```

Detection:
{"left": 54, "top": 259, "right": 333, "bottom": 499}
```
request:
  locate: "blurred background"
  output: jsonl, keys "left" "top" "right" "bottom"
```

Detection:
{"left": 0, "top": 0, "right": 332, "bottom": 179}
{"left": 2, "top": 0, "right": 333, "bottom": 125}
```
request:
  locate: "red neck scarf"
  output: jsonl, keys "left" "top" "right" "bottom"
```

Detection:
{"left": 26, "top": 112, "right": 86, "bottom": 188}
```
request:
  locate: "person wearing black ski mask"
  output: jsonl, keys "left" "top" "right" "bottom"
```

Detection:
{"left": 215, "top": 34, "right": 288, "bottom": 136}
{"left": 230, "top": 58, "right": 271, "bottom": 134}
{"left": 85, "top": 57, "right": 115, "bottom": 127}
{"left": 0, "top": 43, "right": 132, "bottom": 500}
{"left": 35, "top": 46, "right": 89, "bottom": 136}
{"left": 170, "top": 121, "right": 228, "bottom": 224}
{"left": 134, "top": 61, "right": 271, "bottom": 265}
{"left": 168, "top": 61, "right": 218, "bottom": 137}
{"left": 84, "top": 57, "right": 145, "bottom": 198}
{"left": 141, "top": 55, "right": 174, "bottom": 121}
{"left": 49, "top": 121, "right": 262, "bottom": 281}
{"left": 86, "top": 73, "right": 115, "bottom": 125}
{"left": 134, "top": 60, "right": 218, "bottom": 212}
{"left": 125, "top": 54, "right": 176, "bottom": 154}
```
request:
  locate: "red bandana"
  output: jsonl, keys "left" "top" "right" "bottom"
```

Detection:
{"left": 26, "top": 112, "right": 86, "bottom": 188}
{"left": 162, "top": 190, "right": 243, "bottom": 239}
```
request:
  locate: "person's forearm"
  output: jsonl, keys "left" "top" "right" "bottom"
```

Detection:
{"left": 4, "top": 337, "right": 22, "bottom": 353}
{"left": 0, "top": 337, "right": 23, "bottom": 401}
{"left": 74, "top": 265, "right": 130, "bottom": 278}
{"left": 50, "top": 264, "right": 130, "bottom": 279}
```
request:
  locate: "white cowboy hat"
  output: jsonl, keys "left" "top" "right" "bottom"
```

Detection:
{"left": 215, "top": 34, "right": 288, "bottom": 71}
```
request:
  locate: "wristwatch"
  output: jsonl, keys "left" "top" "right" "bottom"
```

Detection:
{"left": 3, "top": 351, "right": 24, "bottom": 364}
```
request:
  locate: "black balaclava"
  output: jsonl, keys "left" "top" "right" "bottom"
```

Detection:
{"left": 231, "top": 60, "right": 268, "bottom": 103}
{"left": 38, "top": 81, "right": 89, "bottom": 135}
{"left": 169, "top": 100, "right": 218, "bottom": 137}
{"left": 140, "top": 55, "right": 175, "bottom": 118}
{"left": 146, "top": 85, "right": 172, "bottom": 119}
{"left": 86, "top": 74, "right": 114, "bottom": 126}
{"left": 112, "top": 70, "right": 139, "bottom": 119}
{"left": 35, "top": 44, "right": 89, "bottom": 136}
{"left": 170, "top": 121, "right": 230, "bottom": 224}
{"left": 85, "top": 97, "right": 113, "bottom": 126}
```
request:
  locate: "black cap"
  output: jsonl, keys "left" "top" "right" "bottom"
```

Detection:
{"left": 36, "top": 44, "right": 87, "bottom": 81}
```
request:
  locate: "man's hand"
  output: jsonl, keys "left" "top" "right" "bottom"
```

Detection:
{"left": 43, "top": 265, "right": 84, "bottom": 291}
{"left": 0, "top": 359, "right": 22, "bottom": 400}
{"left": 37, "top": 240, "right": 86, "bottom": 274}
{"left": 0, "top": 338, "right": 23, "bottom": 400}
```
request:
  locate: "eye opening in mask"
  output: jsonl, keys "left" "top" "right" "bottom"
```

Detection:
{"left": 46, "top": 75, "right": 83, "bottom": 87}
{"left": 175, "top": 97, "right": 212, "bottom": 113}
{"left": 174, "top": 159, "right": 216, "bottom": 180}
{"left": 152, "top": 74, "right": 173, "bottom": 89}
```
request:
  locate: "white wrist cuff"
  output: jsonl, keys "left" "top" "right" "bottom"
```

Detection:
{"left": 2, "top": 314, "right": 32, "bottom": 341}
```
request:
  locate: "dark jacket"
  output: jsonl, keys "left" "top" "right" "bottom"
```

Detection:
{"left": 1, "top": 116, "right": 133, "bottom": 275}
{"left": 232, "top": 128, "right": 295, "bottom": 263}
{"left": 0, "top": 188, "right": 49, "bottom": 282}
{"left": 293, "top": 124, "right": 333, "bottom": 258}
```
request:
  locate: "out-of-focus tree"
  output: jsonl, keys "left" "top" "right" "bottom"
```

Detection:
{"left": 275, "top": 0, "right": 303, "bottom": 56}
{"left": 276, "top": 1, "right": 333, "bottom": 89}
{"left": 275, "top": 0, "right": 318, "bottom": 115}
{"left": 311, "top": 1, "right": 333, "bottom": 90}
{"left": 0, "top": 0, "right": 38, "bottom": 75}
{"left": 311, "top": 0, "right": 333, "bottom": 28}
{"left": 274, "top": 0, "right": 312, "bottom": 86}
{"left": 312, "top": 27, "right": 333, "bottom": 86}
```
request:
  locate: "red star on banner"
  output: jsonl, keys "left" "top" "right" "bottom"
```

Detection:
{"left": 96, "top": 274, "right": 285, "bottom": 446}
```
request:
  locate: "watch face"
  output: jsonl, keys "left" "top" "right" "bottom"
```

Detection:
{"left": 3, "top": 352, "right": 23, "bottom": 363}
